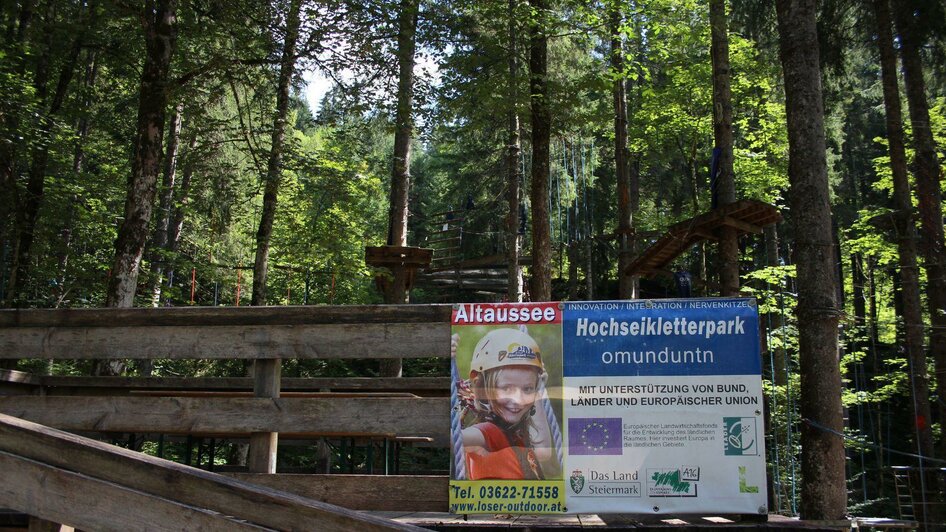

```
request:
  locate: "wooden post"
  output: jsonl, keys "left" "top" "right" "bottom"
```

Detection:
{"left": 248, "top": 358, "right": 280, "bottom": 473}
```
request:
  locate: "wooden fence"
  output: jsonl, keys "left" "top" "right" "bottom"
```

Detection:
{"left": 0, "top": 304, "right": 456, "bottom": 528}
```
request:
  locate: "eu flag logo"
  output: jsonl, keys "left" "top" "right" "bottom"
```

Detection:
{"left": 568, "top": 418, "right": 623, "bottom": 455}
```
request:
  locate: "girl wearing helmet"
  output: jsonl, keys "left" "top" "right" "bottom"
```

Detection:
{"left": 455, "top": 328, "right": 561, "bottom": 480}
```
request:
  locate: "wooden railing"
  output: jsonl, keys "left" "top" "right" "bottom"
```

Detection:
{"left": 0, "top": 305, "right": 456, "bottom": 527}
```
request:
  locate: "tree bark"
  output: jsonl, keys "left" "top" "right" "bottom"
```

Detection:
{"left": 528, "top": 0, "right": 551, "bottom": 302}
{"left": 380, "top": 0, "right": 420, "bottom": 378}
{"left": 148, "top": 102, "right": 183, "bottom": 306}
{"left": 505, "top": 0, "right": 523, "bottom": 303}
{"left": 612, "top": 7, "right": 635, "bottom": 300}
{"left": 774, "top": 0, "right": 846, "bottom": 519}
{"left": 892, "top": 0, "right": 946, "bottom": 460}
{"left": 875, "top": 0, "right": 935, "bottom": 460}
{"left": 710, "top": 0, "right": 739, "bottom": 297}
{"left": 97, "top": 0, "right": 178, "bottom": 375}
{"left": 251, "top": 0, "right": 301, "bottom": 307}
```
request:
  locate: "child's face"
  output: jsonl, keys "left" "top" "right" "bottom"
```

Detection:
{"left": 491, "top": 367, "right": 539, "bottom": 425}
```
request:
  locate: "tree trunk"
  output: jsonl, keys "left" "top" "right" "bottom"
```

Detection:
{"left": 612, "top": 7, "right": 635, "bottom": 300}
{"left": 765, "top": 224, "right": 787, "bottom": 387}
{"left": 97, "top": 0, "right": 178, "bottom": 375}
{"left": 892, "top": 0, "right": 946, "bottom": 460}
{"left": 380, "top": 0, "right": 420, "bottom": 378}
{"left": 774, "top": 0, "right": 846, "bottom": 519}
{"left": 148, "top": 102, "right": 184, "bottom": 307}
{"left": 505, "top": 0, "right": 523, "bottom": 303}
{"left": 875, "top": 0, "right": 935, "bottom": 460}
{"left": 710, "top": 0, "right": 739, "bottom": 297}
{"left": 49, "top": 49, "right": 99, "bottom": 312}
{"left": 251, "top": 0, "right": 301, "bottom": 307}
{"left": 528, "top": 0, "right": 551, "bottom": 302}
{"left": 159, "top": 132, "right": 197, "bottom": 300}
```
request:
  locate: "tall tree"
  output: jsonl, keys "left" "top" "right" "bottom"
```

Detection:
{"left": 4, "top": 2, "right": 87, "bottom": 306}
{"left": 104, "top": 0, "right": 178, "bottom": 309}
{"left": 774, "top": 0, "right": 846, "bottom": 519}
{"left": 505, "top": 0, "right": 523, "bottom": 303}
{"left": 251, "top": 0, "right": 302, "bottom": 306}
{"left": 380, "top": 0, "right": 420, "bottom": 378}
{"left": 528, "top": 0, "right": 551, "bottom": 302}
{"left": 611, "top": 5, "right": 635, "bottom": 300}
{"left": 148, "top": 102, "right": 184, "bottom": 307}
{"left": 892, "top": 0, "right": 946, "bottom": 458}
{"left": 710, "top": 0, "right": 739, "bottom": 297}
{"left": 96, "top": 0, "right": 178, "bottom": 375}
{"left": 874, "top": 0, "right": 934, "bottom": 461}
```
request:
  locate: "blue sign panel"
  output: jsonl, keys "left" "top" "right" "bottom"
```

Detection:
{"left": 563, "top": 298, "right": 761, "bottom": 377}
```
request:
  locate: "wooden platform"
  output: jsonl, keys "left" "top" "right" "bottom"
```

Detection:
{"left": 365, "top": 246, "right": 434, "bottom": 268}
{"left": 625, "top": 200, "right": 781, "bottom": 279}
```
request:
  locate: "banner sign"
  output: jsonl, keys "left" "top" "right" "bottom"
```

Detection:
{"left": 449, "top": 299, "right": 766, "bottom": 516}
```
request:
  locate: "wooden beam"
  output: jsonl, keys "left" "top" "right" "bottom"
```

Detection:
{"left": 248, "top": 359, "right": 281, "bottom": 474}
{"left": 688, "top": 229, "right": 718, "bottom": 242}
{"left": 231, "top": 474, "right": 449, "bottom": 512}
{"left": 0, "top": 414, "right": 425, "bottom": 531}
{"left": 720, "top": 215, "right": 762, "bottom": 234}
{"left": 0, "top": 397, "right": 449, "bottom": 436}
{"left": 0, "top": 451, "right": 271, "bottom": 532}
{"left": 0, "top": 304, "right": 452, "bottom": 328}
{"left": 0, "top": 369, "right": 42, "bottom": 385}
{"left": 37, "top": 376, "right": 450, "bottom": 393}
{"left": 0, "top": 323, "right": 449, "bottom": 360}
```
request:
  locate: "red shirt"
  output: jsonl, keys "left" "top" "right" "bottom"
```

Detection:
{"left": 466, "top": 422, "right": 533, "bottom": 480}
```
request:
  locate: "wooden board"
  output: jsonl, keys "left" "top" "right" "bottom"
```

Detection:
{"left": 231, "top": 474, "right": 449, "bottom": 512}
{"left": 37, "top": 376, "right": 450, "bottom": 393}
{"left": 365, "top": 246, "right": 433, "bottom": 268}
{"left": 0, "top": 451, "right": 271, "bottom": 532}
{"left": 0, "top": 322, "right": 449, "bottom": 360}
{"left": 0, "top": 304, "right": 452, "bottom": 327}
{"left": 0, "top": 414, "right": 425, "bottom": 531}
{"left": 0, "top": 396, "right": 449, "bottom": 437}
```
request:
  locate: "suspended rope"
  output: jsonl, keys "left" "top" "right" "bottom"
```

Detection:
{"left": 778, "top": 280, "right": 797, "bottom": 515}
{"left": 450, "top": 349, "right": 468, "bottom": 480}
{"left": 762, "top": 229, "right": 783, "bottom": 515}
{"left": 539, "top": 379, "right": 564, "bottom": 469}
{"left": 802, "top": 418, "right": 946, "bottom": 465}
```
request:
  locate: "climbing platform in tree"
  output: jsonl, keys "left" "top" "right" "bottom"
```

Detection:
{"left": 365, "top": 246, "right": 433, "bottom": 269}
{"left": 625, "top": 199, "right": 781, "bottom": 279}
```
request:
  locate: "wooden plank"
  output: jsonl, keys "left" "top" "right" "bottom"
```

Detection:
{"left": 38, "top": 376, "right": 449, "bottom": 393}
{"left": 0, "top": 396, "right": 449, "bottom": 436}
{"left": 0, "top": 304, "right": 452, "bottom": 327}
{"left": 0, "top": 369, "right": 41, "bottom": 396}
{"left": 248, "top": 359, "right": 281, "bottom": 474}
{"left": 0, "top": 414, "right": 426, "bottom": 531}
{"left": 0, "top": 451, "right": 271, "bottom": 532}
{"left": 128, "top": 392, "right": 421, "bottom": 398}
{"left": 0, "top": 322, "right": 449, "bottom": 360}
{"left": 230, "top": 474, "right": 449, "bottom": 512}
{"left": 720, "top": 215, "right": 762, "bottom": 234}
{"left": 0, "top": 369, "right": 42, "bottom": 385}
{"left": 365, "top": 246, "right": 433, "bottom": 267}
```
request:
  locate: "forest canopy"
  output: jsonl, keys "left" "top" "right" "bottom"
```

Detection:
{"left": 1, "top": 0, "right": 945, "bottom": 523}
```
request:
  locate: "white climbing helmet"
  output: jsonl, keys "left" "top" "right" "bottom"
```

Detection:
{"left": 469, "top": 328, "right": 545, "bottom": 379}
